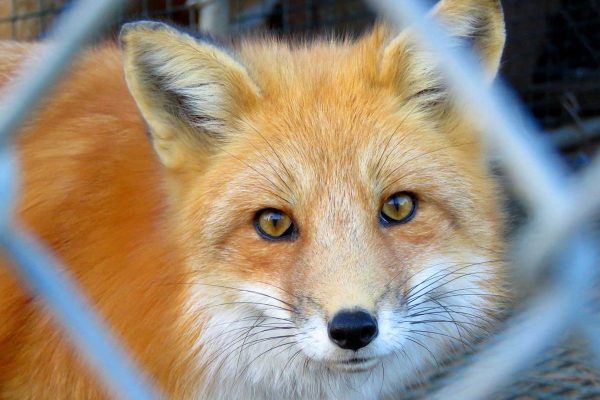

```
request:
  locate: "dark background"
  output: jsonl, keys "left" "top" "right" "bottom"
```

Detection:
{"left": 1, "top": 0, "right": 598, "bottom": 160}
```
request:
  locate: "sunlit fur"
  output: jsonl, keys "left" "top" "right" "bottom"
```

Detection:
{"left": 0, "top": 0, "right": 507, "bottom": 398}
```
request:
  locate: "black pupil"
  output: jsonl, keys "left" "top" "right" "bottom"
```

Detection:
{"left": 391, "top": 196, "right": 403, "bottom": 211}
{"left": 270, "top": 213, "right": 282, "bottom": 227}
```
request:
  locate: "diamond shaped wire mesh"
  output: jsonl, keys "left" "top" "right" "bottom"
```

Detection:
{"left": 0, "top": 0, "right": 598, "bottom": 399}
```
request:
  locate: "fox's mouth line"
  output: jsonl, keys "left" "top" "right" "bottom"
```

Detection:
{"left": 326, "top": 357, "right": 379, "bottom": 372}
{"left": 346, "top": 357, "right": 371, "bottom": 364}
{"left": 329, "top": 357, "right": 373, "bottom": 364}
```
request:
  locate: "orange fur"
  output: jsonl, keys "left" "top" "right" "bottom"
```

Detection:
{"left": 0, "top": 1, "right": 508, "bottom": 398}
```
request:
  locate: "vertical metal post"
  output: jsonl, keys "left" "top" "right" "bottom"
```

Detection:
{"left": 37, "top": 0, "right": 44, "bottom": 38}
{"left": 10, "top": 0, "right": 16, "bottom": 39}
{"left": 166, "top": 0, "right": 173, "bottom": 16}
{"left": 142, "top": 0, "right": 149, "bottom": 18}
{"left": 199, "top": 0, "right": 230, "bottom": 36}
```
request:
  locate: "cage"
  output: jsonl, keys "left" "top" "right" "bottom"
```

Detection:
{"left": 0, "top": 0, "right": 599, "bottom": 399}
{"left": 1, "top": 0, "right": 598, "bottom": 145}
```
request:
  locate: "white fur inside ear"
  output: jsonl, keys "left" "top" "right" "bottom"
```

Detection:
{"left": 120, "top": 22, "right": 261, "bottom": 169}
{"left": 380, "top": 0, "right": 505, "bottom": 90}
{"left": 138, "top": 45, "right": 233, "bottom": 133}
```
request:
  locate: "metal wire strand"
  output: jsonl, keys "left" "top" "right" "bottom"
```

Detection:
{"left": 0, "top": 0, "right": 159, "bottom": 398}
{"left": 364, "top": 0, "right": 600, "bottom": 399}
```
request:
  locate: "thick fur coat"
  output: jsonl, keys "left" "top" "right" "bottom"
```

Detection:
{"left": 0, "top": 0, "right": 507, "bottom": 398}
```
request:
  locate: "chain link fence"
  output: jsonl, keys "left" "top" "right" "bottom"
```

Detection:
{"left": 1, "top": 1, "right": 599, "bottom": 151}
{"left": 0, "top": 0, "right": 599, "bottom": 399}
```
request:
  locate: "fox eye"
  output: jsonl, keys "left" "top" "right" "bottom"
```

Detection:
{"left": 380, "top": 192, "right": 417, "bottom": 225}
{"left": 255, "top": 209, "right": 295, "bottom": 240}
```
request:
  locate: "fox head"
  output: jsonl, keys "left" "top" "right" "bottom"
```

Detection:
{"left": 120, "top": 0, "right": 507, "bottom": 397}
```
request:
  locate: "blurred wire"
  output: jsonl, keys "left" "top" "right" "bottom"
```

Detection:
{"left": 0, "top": 227, "right": 159, "bottom": 400}
{"left": 430, "top": 236, "right": 597, "bottom": 400}
{"left": 0, "top": 0, "right": 159, "bottom": 398}
{"left": 365, "top": 0, "right": 569, "bottom": 214}
{"left": 0, "top": 0, "right": 597, "bottom": 398}
{"left": 0, "top": 0, "right": 123, "bottom": 146}
{"left": 365, "top": 0, "right": 600, "bottom": 399}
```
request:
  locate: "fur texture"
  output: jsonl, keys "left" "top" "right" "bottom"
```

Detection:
{"left": 0, "top": 1, "right": 507, "bottom": 398}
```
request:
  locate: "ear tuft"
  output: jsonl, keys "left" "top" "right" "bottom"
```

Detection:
{"left": 120, "top": 21, "right": 261, "bottom": 169}
{"left": 433, "top": 0, "right": 505, "bottom": 78}
{"left": 120, "top": 20, "right": 166, "bottom": 36}
{"left": 378, "top": 0, "right": 505, "bottom": 112}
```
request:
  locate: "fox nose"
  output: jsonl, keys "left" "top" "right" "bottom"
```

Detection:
{"left": 328, "top": 310, "right": 378, "bottom": 351}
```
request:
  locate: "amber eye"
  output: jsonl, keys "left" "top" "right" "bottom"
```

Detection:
{"left": 380, "top": 192, "right": 417, "bottom": 225}
{"left": 255, "top": 209, "right": 295, "bottom": 240}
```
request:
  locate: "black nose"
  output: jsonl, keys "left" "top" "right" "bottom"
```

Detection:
{"left": 328, "top": 310, "right": 378, "bottom": 351}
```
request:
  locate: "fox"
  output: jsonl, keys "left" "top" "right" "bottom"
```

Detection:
{"left": 0, "top": 0, "right": 508, "bottom": 398}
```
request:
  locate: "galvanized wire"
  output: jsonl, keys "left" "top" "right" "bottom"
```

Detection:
{"left": 365, "top": 0, "right": 569, "bottom": 215}
{"left": 365, "top": 0, "right": 600, "bottom": 399}
{"left": 429, "top": 236, "right": 597, "bottom": 400}
{"left": 0, "top": 225, "right": 159, "bottom": 400}
{"left": 0, "top": 0, "right": 598, "bottom": 398}
{"left": 0, "top": 0, "right": 159, "bottom": 398}
{"left": 0, "top": 0, "right": 123, "bottom": 146}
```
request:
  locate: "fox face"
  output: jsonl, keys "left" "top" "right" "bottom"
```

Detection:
{"left": 120, "top": 0, "right": 507, "bottom": 398}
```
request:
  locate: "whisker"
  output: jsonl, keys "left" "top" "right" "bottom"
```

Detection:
{"left": 428, "top": 297, "right": 467, "bottom": 350}
{"left": 408, "top": 308, "right": 497, "bottom": 323}
{"left": 407, "top": 302, "right": 500, "bottom": 317}
{"left": 252, "top": 280, "right": 301, "bottom": 302}
{"left": 378, "top": 361, "right": 385, "bottom": 399}
{"left": 406, "top": 329, "right": 474, "bottom": 351}
{"left": 277, "top": 348, "right": 304, "bottom": 383}
{"left": 373, "top": 111, "right": 415, "bottom": 182}
{"left": 198, "top": 301, "right": 295, "bottom": 314}
{"left": 236, "top": 340, "right": 298, "bottom": 380}
{"left": 383, "top": 260, "right": 471, "bottom": 299}
{"left": 407, "top": 284, "right": 489, "bottom": 311}
{"left": 403, "top": 336, "right": 440, "bottom": 367}
{"left": 409, "top": 318, "right": 490, "bottom": 331}
{"left": 406, "top": 269, "right": 500, "bottom": 310}
{"left": 406, "top": 260, "right": 502, "bottom": 302}
{"left": 385, "top": 258, "right": 503, "bottom": 302}
{"left": 187, "top": 282, "right": 298, "bottom": 311}
{"left": 381, "top": 142, "right": 475, "bottom": 192}
{"left": 246, "top": 123, "right": 297, "bottom": 196}
{"left": 207, "top": 333, "right": 301, "bottom": 373}
{"left": 212, "top": 140, "right": 293, "bottom": 205}
{"left": 202, "top": 323, "right": 295, "bottom": 348}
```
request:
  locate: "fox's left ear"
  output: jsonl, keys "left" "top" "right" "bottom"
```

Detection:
{"left": 379, "top": 0, "right": 505, "bottom": 90}
{"left": 120, "top": 22, "right": 261, "bottom": 170}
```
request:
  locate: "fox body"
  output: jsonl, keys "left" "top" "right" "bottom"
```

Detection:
{"left": 0, "top": 0, "right": 507, "bottom": 398}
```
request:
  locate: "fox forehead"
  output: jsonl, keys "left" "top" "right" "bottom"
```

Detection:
{"left": 197, "top": 89, "right": 479, "bottom": 220}
{"left": 237, "top": 35, "right": 381, "bottom": 92}
{"left": 119, "top": 17, "right": 504, "bottom": 266}
{"left": 190, "top": 125, "right": 484, "bottom": 264}
{"left": 208, "top": 35, "right": 482, "bottom": 198}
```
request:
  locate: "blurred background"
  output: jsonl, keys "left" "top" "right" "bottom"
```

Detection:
{"left": 0, "top": 0, "right": 598, "bottom": 169}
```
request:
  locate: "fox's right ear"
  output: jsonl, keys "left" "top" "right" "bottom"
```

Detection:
{"left": 120, "top": 22, "right": 261, "bottom": 170}
{"left": 377, "top": 0, "right": 505, "bottom": 108}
